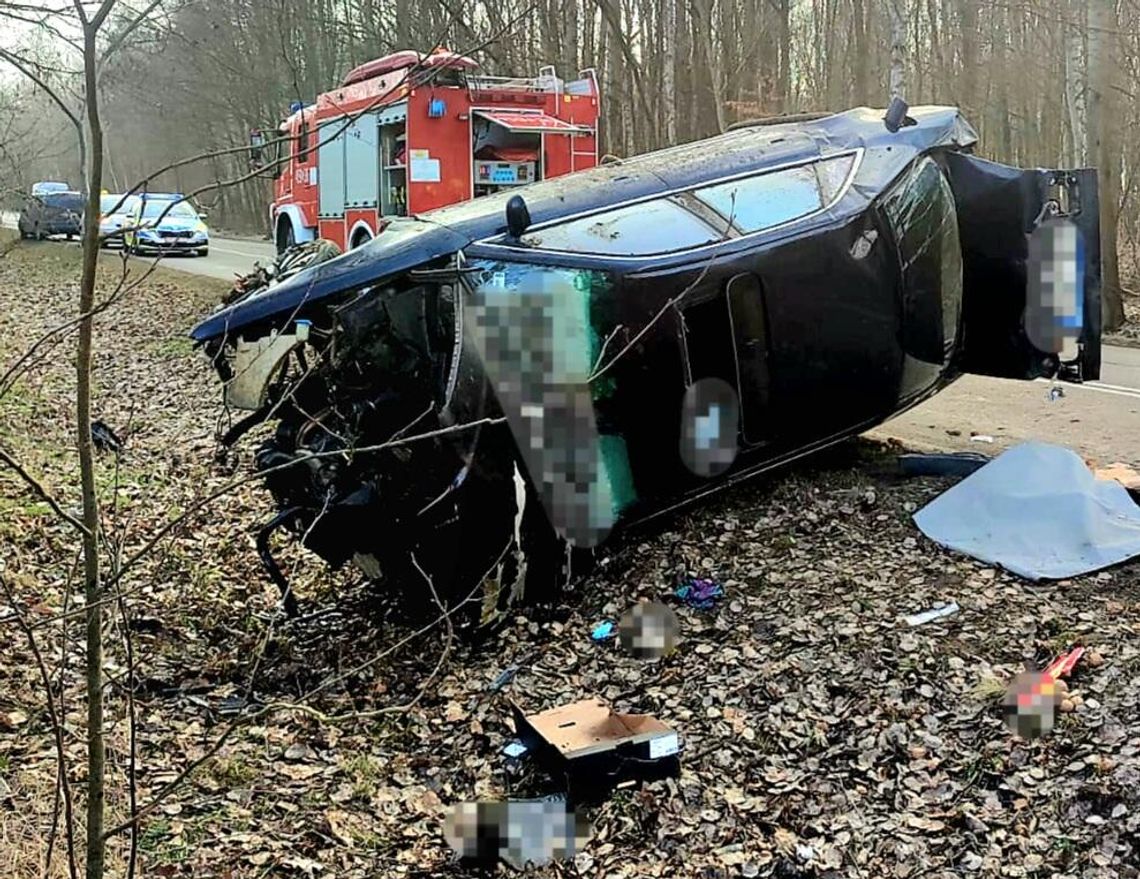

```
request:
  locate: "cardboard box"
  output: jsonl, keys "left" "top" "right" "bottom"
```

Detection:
{"left": 510, "top": 698, "right": 682, "bottom": 800}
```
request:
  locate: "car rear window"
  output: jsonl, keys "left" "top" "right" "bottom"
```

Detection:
{"left": 42, "top": 193, "right": 84, "bottom": 210}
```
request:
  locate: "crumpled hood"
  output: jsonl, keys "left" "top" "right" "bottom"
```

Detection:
{"left": 189, "top": 218, "right": 469, "bottom": 342}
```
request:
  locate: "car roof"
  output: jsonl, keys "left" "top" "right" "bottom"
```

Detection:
{"left": 192, "top": 105, "right": 977, "bottom": 342}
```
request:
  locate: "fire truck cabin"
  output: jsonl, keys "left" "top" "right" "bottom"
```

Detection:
{"left": 268, "top": 50, "right": 600, "bottom": 254}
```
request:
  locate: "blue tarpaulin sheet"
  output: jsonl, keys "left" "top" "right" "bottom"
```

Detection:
{"left": 913, "top": 442, "right": 1140, "bottom": 580}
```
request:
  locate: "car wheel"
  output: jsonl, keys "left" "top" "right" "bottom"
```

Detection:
{"left": 197, "top": 248, "right": 209, "bottom": 257}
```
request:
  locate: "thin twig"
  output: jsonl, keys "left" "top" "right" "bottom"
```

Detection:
{"left": 0, "top": 575, "right": 80, "bottom": 879}
{"left": 0, "top": 447, "right": 90, "bottom": 536}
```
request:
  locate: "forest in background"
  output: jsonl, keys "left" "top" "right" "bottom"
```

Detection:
{"left": 2, "top": 0, "right": 1138, "bottom": 307}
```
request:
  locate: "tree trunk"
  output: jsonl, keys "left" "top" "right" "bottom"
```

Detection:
{"left": 851, "top": 0, "right": 868, "bottom": 105}
{"left": 1064, "top": 0, "right": 1087, "bottom": 166}
{"left": 888, "top": 0, "right": 906, "bottom": 100}
{"left": 78, "top": 19, "right": 106, "bottom": 879}
{"left": 775, "top": 0, "right": 791, "bottom": 112}
{"left": 662, "top": 0, "right": 676, "bottom": 143}
{"left": 958, "top": 0, "right": 979, "bottom": 118}
{"left": 1088, "top": 0, "right": 1125, "bottom": 329}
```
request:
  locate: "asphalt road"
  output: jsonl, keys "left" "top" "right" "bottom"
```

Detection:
{"left": 870, "top": 345, "right": 1140, "bottom": 466}
{"left": 0, "top": 213, "right": 275, "bottom": 282}
{"left": 133, "top": 234, "right": 276, "bottom": 281}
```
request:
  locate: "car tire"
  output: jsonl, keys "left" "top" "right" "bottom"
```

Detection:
{"left": 197, "top": 248, "right": 209, "bottom": 257}
{"left": 276, "top": 220, "right": 295, "bottom": 255}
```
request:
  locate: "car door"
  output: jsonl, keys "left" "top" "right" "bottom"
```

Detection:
{"left": 944, "top": 152, "right": 1101, "bottom": 382}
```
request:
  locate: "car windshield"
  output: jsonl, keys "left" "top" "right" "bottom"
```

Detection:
{"left": 142, "top": 200, "right": 197, "bottom": 219}
{"left": 101, "top": 194, "right": 136, "bottom": 215}
{"left": 42, "top": 193, "right": 84, "bottom": 210}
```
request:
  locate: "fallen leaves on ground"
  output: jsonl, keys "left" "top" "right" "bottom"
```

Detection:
{"left": 1, "top": 238, "right": 1140, "bottom": 878}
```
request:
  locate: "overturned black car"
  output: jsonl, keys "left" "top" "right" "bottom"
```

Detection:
{"left": 191, "top": 105, "right": 1101, "bottom": 623}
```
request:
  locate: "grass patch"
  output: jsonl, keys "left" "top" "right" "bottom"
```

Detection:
{"left": 149, "top": 335, "right": 194, "bottom": 359}
{"left": 210, "top": 755, "right": 257, "bottom": 788}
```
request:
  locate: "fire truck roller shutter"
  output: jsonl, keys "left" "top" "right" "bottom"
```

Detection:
{"left": 471, "top": 110, "right": 592, "bottom": 134}
{"left": 344, "top": 113, "right": 380, "bottom": 209}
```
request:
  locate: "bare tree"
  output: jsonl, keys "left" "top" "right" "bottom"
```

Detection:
{"left": 1088, "top": 0, "right": 1126, "bottom": 329}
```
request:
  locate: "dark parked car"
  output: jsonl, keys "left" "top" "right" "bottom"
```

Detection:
{"left": 191, "top": 103, "right": 1101, "bottom": 623}
{"left": 18, "top": 190, "right": 85, "bottom": 240}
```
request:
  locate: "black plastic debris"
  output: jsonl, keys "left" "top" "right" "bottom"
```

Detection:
{"left": 91, "top": 419, "right": 123, "bottom": 454}
{"left": 488, "top": 665, "right": 519, "bottom": 693}
{"left": 898, "top": 451, "right": 991, "bottom": 478}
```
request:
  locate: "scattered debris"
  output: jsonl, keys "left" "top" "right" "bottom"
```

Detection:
{"left": 510, "top": 698, "right": 682, "bottom": 799}
{"left": 283, "top": 742, "right": 317, "bottom": 762}
{"left": 1044, "top": 646, "right": 1086, "bottom": 680}
{"left": 617, "top": 601, "right": 678, "bottom": 658}
{"left": 914, "top": 442, "right": 1140, "bottom": 579}
{"left": 969, "top": 434, "right": 995, "bottom": 444}
{"left": 898, "top": 452, "right": 990, "bottom": 478}
{"left": 488, "top": 665, "right": 519, "bottom": 692}
{"left": 589, "top": 621, "right": 615, "bottom": 642}
{"left": 90, "top": 419, "right": 123, "bottom": 454}
{"left": 903, "top": 601, "right": 960, "bottom": 627}
{"left": 674, "top": 577, "right": 725, "bottom": 609}
{"left": 502, "top": 741, "right": 529, "bottom": 759}
{"left": 443, "top": 795, "right": 590, "bottom": 870}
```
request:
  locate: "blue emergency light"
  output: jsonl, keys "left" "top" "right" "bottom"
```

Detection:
{"left": 289, "top": 100, "right": 304, "bottom": 114}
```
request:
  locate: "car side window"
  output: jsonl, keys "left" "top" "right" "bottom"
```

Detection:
{"left": 521, "top": 198, "right": 724, "bottom": 256}
{"left": 693, "top": 153, "right": 855, "bottom": 234}
{"left": 516, "top": 153, "right": 858, "bottom": 257}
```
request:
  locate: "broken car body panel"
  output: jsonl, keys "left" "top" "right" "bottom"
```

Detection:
{"left": 190, "top": 105, "right": 1101, "bottom": 616}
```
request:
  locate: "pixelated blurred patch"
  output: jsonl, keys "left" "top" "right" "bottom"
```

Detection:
{"left": 680, "top": 377, "right": 740, "bottom": 478}
{"left": 1001, "top": 671, "right": 1060, "bottom": 739}
{"left": 442, "top": 796, "right": 590, "bottom": 869}
{"left": 618, "top": 601, "right": 680, "bottom": 658}
{"left": 465, "top": 261, "right": 636, "bottom": 546}
{"left": 1025, "top": 216, "right": 1084, "bottom": 355}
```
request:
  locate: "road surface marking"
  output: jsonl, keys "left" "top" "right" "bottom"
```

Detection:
{"left": 1033, "top": 378, "right": 1140, "bottom": 401}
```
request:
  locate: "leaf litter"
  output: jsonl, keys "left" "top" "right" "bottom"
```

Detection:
{"left": 1, "top": 242, "right": 1140, "bottom": 877}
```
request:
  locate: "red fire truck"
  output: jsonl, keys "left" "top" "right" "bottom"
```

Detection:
{"left": 261, "top": 48, "right": 600, "bottom": 253}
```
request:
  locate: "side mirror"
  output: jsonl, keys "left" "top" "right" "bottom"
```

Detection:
{"left": 506, "top": 195, "right": 531, "bottom": 239}
{"left": 249, "top": 128, "right": 266, "bottom": 171}
{"left": 198, "top": 211, "right": 209, "bottom": 221}
{"left": 883, "top": 96, "right": 915, "bottom": 133}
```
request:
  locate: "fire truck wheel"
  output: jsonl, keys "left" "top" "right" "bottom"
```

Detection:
{"left": 275, "top": 220, "right": 295, "bottom": 255}
{"left": 349, "top": 229, "right": 373, "bottom": 250}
